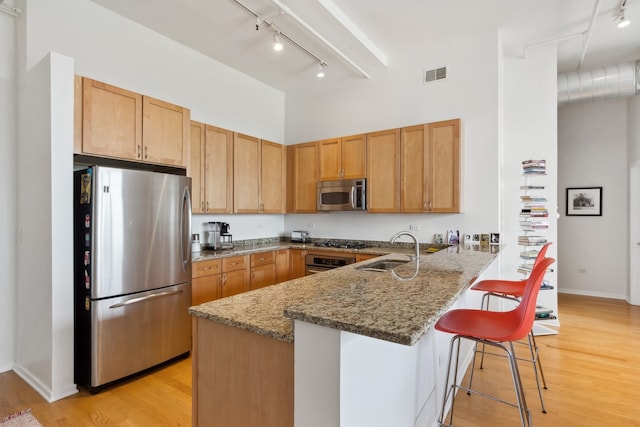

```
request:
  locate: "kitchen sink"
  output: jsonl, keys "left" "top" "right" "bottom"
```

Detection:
{"left": 356, "top": 259, "right": 410, "bottom": 272}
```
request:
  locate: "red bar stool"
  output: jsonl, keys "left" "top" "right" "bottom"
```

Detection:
{"left": 435, "top": 257, "right": 555, "bottom": 427}
{"left": 469, "top": 242, "right": 552, "bottom": 413}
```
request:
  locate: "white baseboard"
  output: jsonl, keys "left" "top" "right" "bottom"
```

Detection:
{"left": 557, "top": 289, "right": 626, "bottom": 300}
{"left": 13, "top": 363, "right": 78, "bottom": 403}
{"left": 0, "top": 362, "right": 14, "bottom": 373}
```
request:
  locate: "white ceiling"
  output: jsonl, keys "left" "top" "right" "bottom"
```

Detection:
{"left": 90, "top": 0, "right": 640, "bottom": 93}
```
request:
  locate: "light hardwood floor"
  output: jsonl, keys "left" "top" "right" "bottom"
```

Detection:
{"left": 0, "top": 294, "right": 638, "bottom": 426}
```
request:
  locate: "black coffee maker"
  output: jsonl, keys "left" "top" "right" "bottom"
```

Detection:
{"left": 205, "top": 222, "right": 233, "bottom": 250}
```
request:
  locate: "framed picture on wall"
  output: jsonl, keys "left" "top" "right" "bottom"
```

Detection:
{"left": 566, "top": 187, "right": 602, "bottom": 216}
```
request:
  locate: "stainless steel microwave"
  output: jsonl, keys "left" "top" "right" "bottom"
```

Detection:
{"left": 317, "top": 179, "right": 366, "bottom": 211}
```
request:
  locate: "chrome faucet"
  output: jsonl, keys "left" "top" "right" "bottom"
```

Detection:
{"left": 390, "top": 231, "right": 420, "bottom": 261}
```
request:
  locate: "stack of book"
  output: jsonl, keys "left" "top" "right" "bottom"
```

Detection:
{"left": 522, "top": 159, "right": 546, "bottom": 174}
{"left": 518, "top": 235, "right": 547, "bottom": 246}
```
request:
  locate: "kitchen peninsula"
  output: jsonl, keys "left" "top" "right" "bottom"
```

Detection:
{"left": 189, "top": 246, "right": 500, "bottom": 427}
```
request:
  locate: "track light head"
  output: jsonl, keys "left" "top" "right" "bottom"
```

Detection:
{"left": 615, "top": 1, "right": 631, "bottom": 28}
{"left": 273, "top": 32, "right": 283, "bottom": 51}
{"left": 316, "top": 63, "right": 325, "bottom": 78}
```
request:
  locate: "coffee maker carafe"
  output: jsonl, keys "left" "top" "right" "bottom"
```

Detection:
{"left": 205, "top": 221, "right": 233, "bottom": 250}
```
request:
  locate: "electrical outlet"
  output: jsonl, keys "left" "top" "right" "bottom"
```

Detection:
{"left": 409, "top": 224, "right": 421, "bottom": 231}
{"left": 307, "top": 222, "right": 316, "bottom": 229}
{"left": 578, "top": 268, "right": 587, "bottom": 274}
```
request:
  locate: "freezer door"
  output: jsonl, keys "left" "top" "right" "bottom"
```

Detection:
{"left": 89, "top": 283, "right": 191, "bottom": 388}
{"left": 92, "top": 167, "right": 191, "bottom": 298}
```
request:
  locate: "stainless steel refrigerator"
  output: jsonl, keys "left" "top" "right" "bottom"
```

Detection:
{"left": 74, "top": 166, "right": 192, "bottom": 392}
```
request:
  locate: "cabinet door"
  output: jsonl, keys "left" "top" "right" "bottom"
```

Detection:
{"left": 221, "top": 269, "right": 250, "bottom": 298}
{"left": 142, "top": 96, "right": 189, "bottom": 167}
{"left": 287, "top": 142, "right": 318, "bottom": 213}
{"left": 82, "top": 78, "right": 142, "bottom": 160}
{"left": 289, "top": 249, "right": 307, "bottom": 280}
{"left": 275, "top": 249, "right": 290, "bottom": 283}
{"left": 341, "top": 134, "right": 367, "bottom": 180}
{"left": 366, "top": 129, "right": 401, "bottom": 212}
{"left": 205, "top": 125, "right": 233, "bottom": 213}
{"left": 400, "top": 124, "right": 428, "bottom": 213}
{"left": 318, "top": 138, "right": 342, "bottom": 181}
{"left": 356, "top": 253, "right": 380, "bottom": 262}
{"left": 261, "top": 140, "right": 285, "bottom": 213}
{"left": 74, "top": 75, "right": 83, "bottom": 154}
{"left": 192, "top": 274, "right": 221, "bottom": 306}
{"left": 251, "top": 264, "right": 276, "bottom": 290}
{"left": 189, "top": 121, "right": 205, "bottom": 214}
{"left": 222, "top": 255, "right": 249, "bottom": 272}
{"left": 233, "top": 133, "right": 261, "bottom": 213}
{"left": 427, "top": 119, "right": 460, "bottom": 213}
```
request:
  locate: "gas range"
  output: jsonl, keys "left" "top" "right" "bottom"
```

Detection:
{"left": 313, "top": 239, "right": 372, "bottom": 250}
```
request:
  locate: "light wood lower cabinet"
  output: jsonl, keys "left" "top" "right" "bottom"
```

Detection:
{"left": 221, "top": 255, "right": 250, "bottom": 298}
{"left": 250, "top": 252, "right": 276, "bottom": 290}
{"left": 275, "top": 249, "right": 290, "bottom": 283}
{"left": 192, "top": 259, "right": 222, "bottom": 306}
{"left": 288, "top": 249, "right": 307, "bottom": 280}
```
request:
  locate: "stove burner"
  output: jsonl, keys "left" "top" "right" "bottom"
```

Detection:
{"left": 313, "top": 240, "right": 372, "bottom": 250}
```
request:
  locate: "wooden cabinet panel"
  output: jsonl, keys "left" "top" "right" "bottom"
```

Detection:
{"left": 223, "top": 255, "right": 248, "bottom": 272}
{"left": 222, "top": 269, "right": 250, "bottom": 298}
{"left": 356, "top": 253, "right": 380, "bottom": 262}
{"left": 400, "top": 124, "right": 428, "bottom": 213}
{"left": 427, "top": 119, "right": 460, "bottom": 213}
{"left": 233, "top": 133, "right": 261, "bottom": 213}
{"left": 275, "top": 249, "right": 290, "bottom": 283}
{"left": 74, "top": 75, "right": 83, "bottom": 154}
{"left": 189, "top": 121, "right": 205, "bottom": 214}
{"left": 204, "top": 125, "right": 233, "bottom": 213}
{"left": 261, "top": 140, "right": 285, "bottom": 213}
{"left": 192, "top": 275, "right": 221, "bottom": 306}
{"left": 142, "top": 96, "right": 190, "bottom": 167}
{"left": 318, "top": 138, "right": 342, "bottom": 181}
{"left": 251, "top": 251, "right": 275, "bottom": 267}
{"left": 288, "top": 249, "right": 307, "bottom": 280}
{"left": 366, "top": 129, "right": 401, "bottom": 212}
{"left": 251, "top": 263, "right": 276, "bottom": 290}
{"left": 287, "top": 142, "right": 318, "bottom": 213}
{"left": 341, "top": 134, "right": 367, "bottom": 180}
{"left": 82, "top": 78, "right": 142, "bottom": 160}
{"left": 318, "top": 135, "right": 366, "bottom": 181}
{"left": 193, "top": 259, "right": 222, "bottom": 278}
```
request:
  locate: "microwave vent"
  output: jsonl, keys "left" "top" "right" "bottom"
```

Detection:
{"left": 424, "top": 66, "right": 447, "bottom": 84}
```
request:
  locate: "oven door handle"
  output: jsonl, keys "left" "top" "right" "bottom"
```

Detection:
{"left": 306, "top": 268, "right": 326, "bottom": 274}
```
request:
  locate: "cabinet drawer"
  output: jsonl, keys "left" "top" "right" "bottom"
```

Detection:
{"left": 192, "top": 259, "right": 222, "bottom": 278}
{"left": 251, "top": 251, "right": 275, "bottom": 267}
{"left": 222, "top": 255, "right": 248, "bottom": 272}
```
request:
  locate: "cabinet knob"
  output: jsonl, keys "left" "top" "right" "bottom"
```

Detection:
{"left": 137, "top": 145, "right": 142, "bottom": 158}
{"left": 144, "top": 146, "right": 148, "bottom": 159}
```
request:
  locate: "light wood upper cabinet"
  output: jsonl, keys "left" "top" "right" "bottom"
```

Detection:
{"left": 286, "top": 142, "right": 318, "bottom": 213}
{"left": 233, "top": 133, "right": 261, "bottom": 213}
{"left": 142, "top": 96, "right": 190, "bottom": 167}
{"left": 189, "top": 121, "right": 205, "bottom": 214}
{"left": 260, "top": 140, "right": 286, "bottom": 213}
{"left": 79, "top": 77, "right": 189, "bottom": 168}
{"left": 318, "top": 135, "right": 366, "bottom": 181}
{"left": 204, "top": 125, "right": 233, "bottom": 213}
{"left": 400, "top": 120, "right": 460, "bottom": 213}
{"left": 427, "top": 119, "right": 460, "bottom": 212}
{"left": 234, "top": 134, "right": 285, "bottom": 214}
{"left": 81, "top": 78, "right": 142, "bottom": 161}
{"left": 366, "top": 128, "right": 401, "bottom": 213}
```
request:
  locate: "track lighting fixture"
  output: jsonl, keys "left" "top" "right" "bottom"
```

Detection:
{"left": 316, "top": 62, "right": 325, "bottom": 78}
{"left": 273, "top": 31, "right": 283, "bottom": 51}
{"left": 615, "top": 0, "right": 631, "bottom": 28}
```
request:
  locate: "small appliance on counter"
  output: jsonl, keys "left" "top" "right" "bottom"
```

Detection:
{"left": 192, "top": 234, "right": 201, "bottom": 253}
{"left": 204, "top": 221, "right": 233, "bottom": 250}
{"left": 291, "top": 230, "right": 311, "bottom": 243}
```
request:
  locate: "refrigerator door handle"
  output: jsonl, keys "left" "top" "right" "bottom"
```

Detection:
{"left": 181, "top": 185, "right": 192, "bottom": 271}
{"left": 109, "top": 289, "right": 184, "bottom": 309}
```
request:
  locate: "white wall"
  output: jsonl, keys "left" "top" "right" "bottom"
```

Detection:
{"left": 558, "top": 99, "right": 628, "bottom": 299}
{"left": 0, "top": 11, "right": 18, "bottom": 371}
{"left": 284, "top": 31, "right": 502, "bottom": 243}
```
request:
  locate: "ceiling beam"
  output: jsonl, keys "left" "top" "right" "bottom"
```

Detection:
{"left": 316, "top": 0, "right": 388, "bottom": 67}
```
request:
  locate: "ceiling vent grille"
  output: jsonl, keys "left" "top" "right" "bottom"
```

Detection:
{"left": 424, "top": 66, "right": 447, "bottom": 84}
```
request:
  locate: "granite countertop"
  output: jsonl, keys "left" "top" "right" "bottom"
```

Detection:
{"left": 189, "top": 245, "right": 500, "bottom": 346}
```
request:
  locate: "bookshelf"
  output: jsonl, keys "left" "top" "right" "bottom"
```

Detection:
{"left": 519, "top": 159, "right": 558, "bottom": 335}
